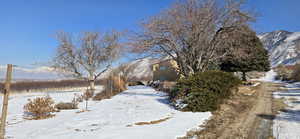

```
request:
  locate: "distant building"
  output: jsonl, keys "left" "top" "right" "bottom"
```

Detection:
{"left": 152, "top": 59, "right": 180, "bottom": 81}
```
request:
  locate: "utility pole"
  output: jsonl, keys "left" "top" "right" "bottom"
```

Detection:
{"left": 0, "top": 64, "right": 12, "bottom": 139}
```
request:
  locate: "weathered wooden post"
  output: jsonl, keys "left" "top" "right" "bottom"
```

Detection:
{"left": 0, "top": 64, "right": 13, "bottom": 139}
{"left": 118, "top": 73, "right": 121, "bottom": 93}
{"left": 110, "top": 73, "right": 113, "bottom": 95}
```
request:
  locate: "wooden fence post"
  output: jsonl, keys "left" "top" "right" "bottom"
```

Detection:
{"left": 118, "top": 73, "right": 121, "bottom": 93}
{"left": 110, "top": 74, "right": 113, "bottom": 95}
{"left": 0, "top": 64, "right": 12, "bottom": 139}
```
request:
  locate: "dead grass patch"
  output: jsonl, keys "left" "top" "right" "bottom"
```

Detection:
{"left": 93, "top": 75, "right": 127, "bottom": 101}
{"left": 272, "top": 98, "right": 288, "bottom": 114}
{"left": 127, "top": 117, "right": 172, "bottom": 127}
{"left": 23, "top": 96, "right": 56, "bottom": 120}
{"left": 238, "top": 86, "right": 256, "bottom": 96}
{"left": 288, "top": 97, "right": 298, "bottom": 101}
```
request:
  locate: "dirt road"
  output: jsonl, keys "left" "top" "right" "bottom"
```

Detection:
{"left": 182, "top": 82, "right": 282, "bottom": 139}
{"left": 219, "top": 82, "right": 278, "bottom": 139}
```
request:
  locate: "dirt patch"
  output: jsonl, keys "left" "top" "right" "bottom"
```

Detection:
{"left": 135, "top": 117, "right": 171, "bottom": 125}
{"left": 127, "top": 117, "right": 172, "bottom": 127}
{"left": 180, "top": 82, "right": 283, "bottom": 139}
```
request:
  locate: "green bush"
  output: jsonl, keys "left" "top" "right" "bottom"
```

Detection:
{"left": 174, "top": 71, "right": 241, "bottom": 112}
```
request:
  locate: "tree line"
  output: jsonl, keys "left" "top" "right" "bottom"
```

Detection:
{"left": 0, "top": 80, "right": 105, "bottom": 92}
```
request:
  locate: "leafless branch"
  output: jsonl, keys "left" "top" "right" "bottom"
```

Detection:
{"left": 130, "top": 0, "right": 253, "bottom": 76}
{"left": 53, "top": 31, "right": 123, "bottom": 90}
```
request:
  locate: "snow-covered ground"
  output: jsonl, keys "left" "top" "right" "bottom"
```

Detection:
{"left": 0, "top": 86, "right": 211, "bottom": 139}
{"left": 259, "top": 70, "right": 300, "bottom": 139}
{"left": 254, "top": 70, "right": 279, "bottom": 82}
{"left": 273, "top": 83, "right": 300, "bottom": 139}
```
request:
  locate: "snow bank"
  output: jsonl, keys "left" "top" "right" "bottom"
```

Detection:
{"left": 273, "top": 83, "right": 300, "bottom": 139}
{"left": 254, "top": 70, "right": 279, "bottom": 82}
{"left": 1, "top": 86, "right": 211, "bottom": 139}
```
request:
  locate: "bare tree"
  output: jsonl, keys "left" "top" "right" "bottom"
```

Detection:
{"left": 111, "top": 62, "right": 140, "bottom": 84}
{"left": 131, "top": 0, "right": 254, "bottom": 76}
{"left": 53, "top": 31, "right": 122, "bottom": 91}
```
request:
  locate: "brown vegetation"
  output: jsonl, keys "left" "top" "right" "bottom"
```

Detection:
{"left": 24, "top": 96, "right": 56, "bottom": 120}
{"left": 55, "top": 95, "right": 80, "bottom": 110}
{"left": 134, "top": 117, "right": 171, "bottom": 126}
{"left": 0, "top": 79, "right": 105, "bottom": 92}
{"left": 272, "top": 98, "right": 288, "bottom": 115}
{"left": 274, "top": 64, "right": 295, "bottom": 81}
{"left": 55, "top": 102, "right": 78, "bottom": 110}
{"left": 274, "top": 64, "right": 300, "bottom": 82}
{"left": 93, "top": 76, "right": 126, "bottom": 101}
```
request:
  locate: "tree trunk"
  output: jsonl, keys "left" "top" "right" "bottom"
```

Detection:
{"left": 242, "top": 72, "right": 247, "bottom": 81}
{"left": 89, "top": 80, "right": 95, "bottom": 92}
{"left": 85, "top": 100, "right": 88, "bottom": 111}
{"left": 88, "top": 74, "right": 95, "bottom": 92}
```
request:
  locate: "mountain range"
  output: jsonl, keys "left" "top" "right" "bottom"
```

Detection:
{"left": 259, "top": 30, "right": 300, "bottom": 67}
{"left": 0, "top": 66, "right": 63, "bottom": 81}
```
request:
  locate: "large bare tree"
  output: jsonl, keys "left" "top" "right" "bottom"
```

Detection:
{"left": 53, "top": 31, "right": 122, "bottom": 91}
{"left": 131, "top": 0, "right": 254, "bottom": 76}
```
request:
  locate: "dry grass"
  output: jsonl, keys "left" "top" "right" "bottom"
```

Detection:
{"left": 238, "top": 85, "right": 256, "bottom": 96}
{"left": 55, "top": 102, "right": 78, "bottom": 110}
{"left": 23, "top": 96, "right": 56, "bottom": 120}
{"left": 288, "top": 97, "right": 298, "bottom": 101}
{"left": 135, "top": 117, "right": 171, "bottom": 125}
{"left": 93, "top": 76, "right": 127, "bottom": 101}
{"left": 126, "top": 117, "right": 172, "bottom": 127}
{"left": 0, "top": 79, "right": 106, "bottom": 92}
{"left": 272, "top": 98, "right": 288, "bottom": 114}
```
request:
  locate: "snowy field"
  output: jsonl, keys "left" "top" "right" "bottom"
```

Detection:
{"left": 0, "top": 86, "right": 211, "bottom": 139}
{"left": 273, "top": 83, "right": 300, "bottom": 139}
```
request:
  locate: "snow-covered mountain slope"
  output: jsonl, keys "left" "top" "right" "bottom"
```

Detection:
{"left": 117, "top": 57, "right": 159, "bottom": 81}
{"left": 0, "top": 66, "right": 64, "bottom": 81}
{"left": 259, "top": 30, "right": 300, "bottom": 67}
{"left": 0, "top": 57, "right": 158, "bottom": 81}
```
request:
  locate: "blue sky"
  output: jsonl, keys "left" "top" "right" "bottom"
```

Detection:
{"left": 0, "top": 0, "right": 300, "bottom": 66}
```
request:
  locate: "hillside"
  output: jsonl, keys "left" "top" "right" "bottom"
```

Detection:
{"left": 0, "top": 58, "right": 158, "bottom": 81}
{"left": 259, "top": 30, "right": 300, "bottom": 67}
